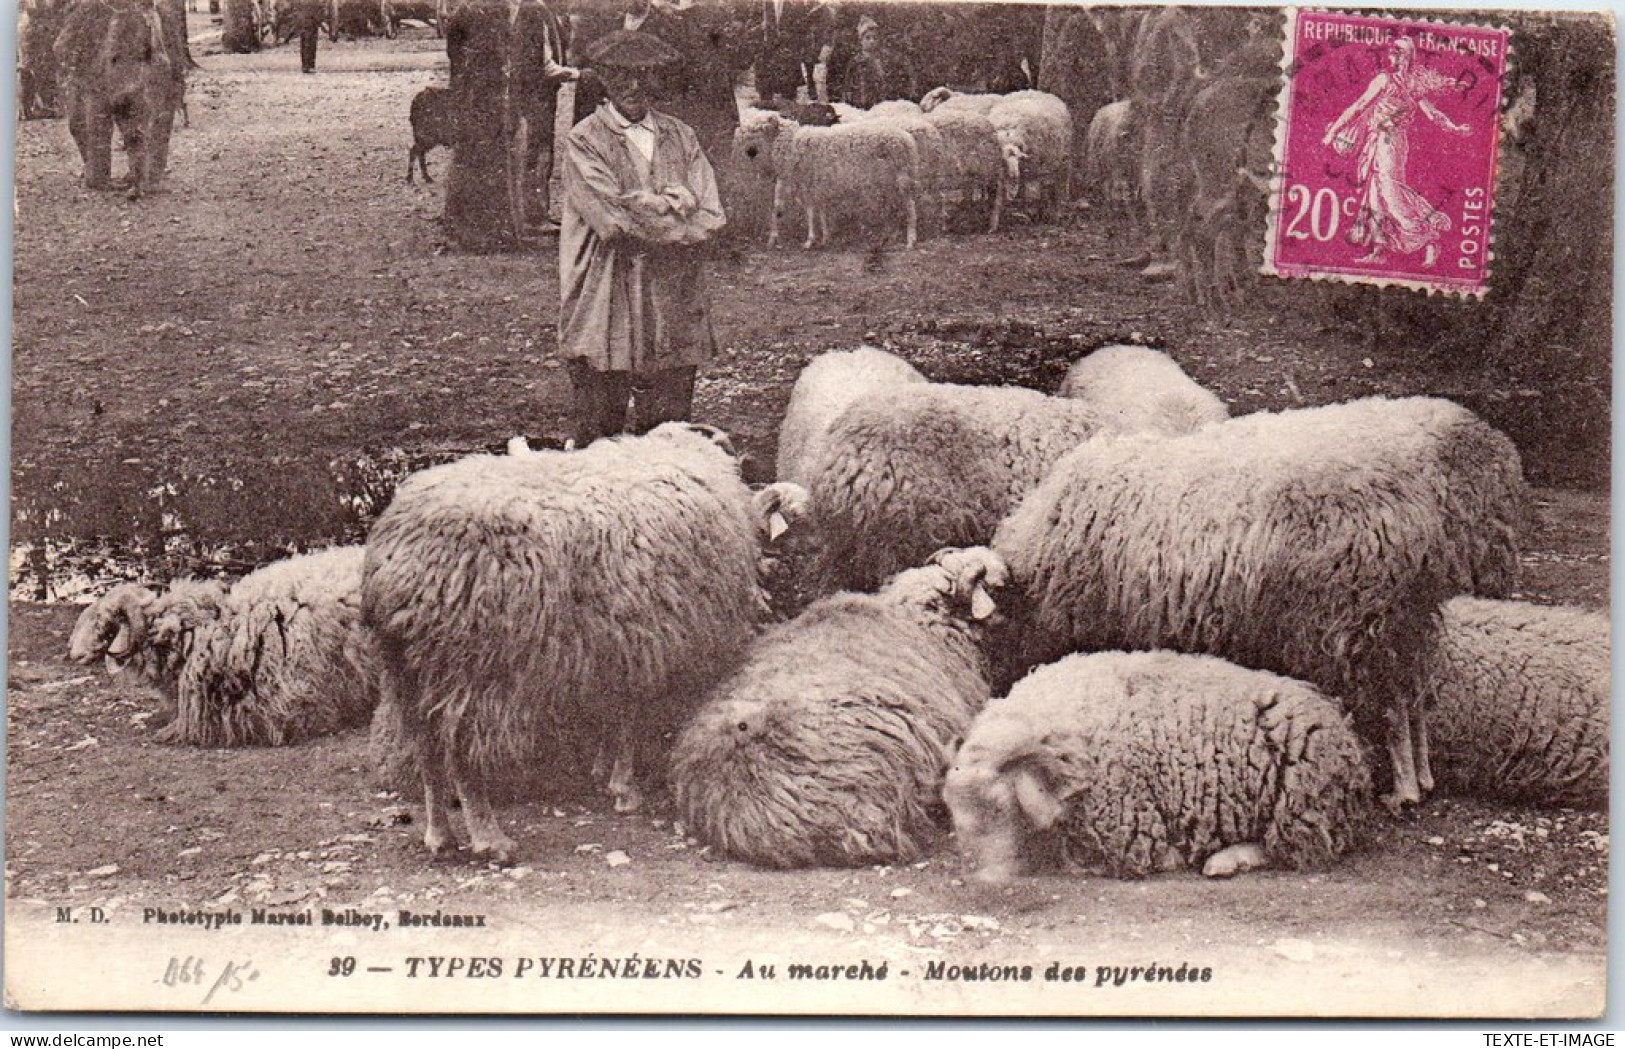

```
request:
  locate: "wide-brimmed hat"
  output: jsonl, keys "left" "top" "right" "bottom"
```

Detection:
{"left": 582, "top": 29, "right": 682, "bottom": 69}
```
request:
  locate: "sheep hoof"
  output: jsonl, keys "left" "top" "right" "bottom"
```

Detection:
{"left": 1202, "top": 842, "right": 1267, "bottom": 878}
{"left": 1380, "top": 791, "right": 1422, "bottom": 818}
{"left": 424, "top": 828, "right": 456, "bottom": 858}
{"left": 471, "top": 836, "right": 517, "bottom": 866}
{"left": 611, "top": 786, "right": 643, "bottom": 815}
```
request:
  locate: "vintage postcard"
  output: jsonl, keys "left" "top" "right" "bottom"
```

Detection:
{"left": 5, "top": 0, "right": 1611, "bottom": 1019}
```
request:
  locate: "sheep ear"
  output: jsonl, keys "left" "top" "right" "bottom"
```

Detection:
{"left": 1012, "top": 767, "right": 1063, "bottom": 830}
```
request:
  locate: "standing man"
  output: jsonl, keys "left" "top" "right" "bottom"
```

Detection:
{"left": 280, "top": 0, "right": 324, "bottom": 73}
{"left": 558, "top": 30, "right": 726, "bottom": 445}
{"left": 757, "top": 0, "right": 833, "bottom": 103}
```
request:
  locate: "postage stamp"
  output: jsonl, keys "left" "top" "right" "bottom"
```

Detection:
{"left": 1264, "top": 9, "right": 1512, "bottom": 296}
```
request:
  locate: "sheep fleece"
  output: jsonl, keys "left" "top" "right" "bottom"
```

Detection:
{"left": 1424, "top": 597, "right": 1609, "bottom": 809}
{"left": 954, "top": 651, "right": 1373, "bottom": 878}
{"left": 670, "top": 594, "right": 989, "bottom": 869}
{"left": 362, "top": 431, "right": 764, "bottom": 780}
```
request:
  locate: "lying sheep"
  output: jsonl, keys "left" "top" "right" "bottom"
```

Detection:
{"left": 68, "top": 547, "right": 381, "bottom": 746}
{"left": 362, "top": 423, "right": 776, "bottom": 863}
{"left": 1423, "top": 597, "right": 1609, "bottom": 809}
{"left": 775, "top": 345, "right": 926, "bottom": 487}
{"left": 1057, "top": 344, "right": 1227, "bottom": 435}
{"left": 945, "top": 649, "right": 1374, "bottom": 881}
{"left": 736, "top": 114, "right": 920, "bottom": 251}
{"left": 993, "top": 396, "right": 1531, "bottom": 807}
{"left": 987, "top": 90, "right": 1074, "bottom": 218}
{"left": 407, "top": 84, "right": 451, "bottom": 184}
{"left": 671, "top": 548, "right": 1009, "bottom": 869}
{"left": 806, "top": 381, "right": 1111, "bottom": 593}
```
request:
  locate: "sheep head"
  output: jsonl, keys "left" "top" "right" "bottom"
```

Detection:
{"left": 943, "top": 756, "right": 1056, "bottom": 883}
{"left": 752, "top": 481, "right": 810, "bottom": 543}
{"left": 883, "top": 546, "right": 1010, "bottom": 624}
{"left": 920, "top": 85, "right": 954, "bottom": 113}
{"left": 142, "top": 580, "right": 228, "bottom": 685}
{"left": 68, "top": 584, "right": 156, "bottom": 670}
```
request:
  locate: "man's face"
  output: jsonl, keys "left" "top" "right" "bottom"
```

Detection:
{"left": 602, "top": 66, "right": 652, "bottom": 122}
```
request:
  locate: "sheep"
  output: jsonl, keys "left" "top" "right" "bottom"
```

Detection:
{"left": 944, "top": 649, "right": 1374, "bottom": 881}
{"left": 918, "top": 104, "right": 1005, "bottom": 232}
{"left": 986, "top": 90, "right": 1074, "bottom": 219}
{"left": 361, "top": 422, "right": 777, "bottom": 863}
{"left": 1056, "top": 344, "right": 1228, "bottom": 436}
{"left": 775, "top": 345, "right": 926, "bottom": 487}
{"left": 920, "top": 86, "right": 1001, "bottom": 115}
{"left": 1083, "top": 98, "right": 1137, "bottom": 219}
{"left": 1175, "top": 74, "right": 1277, "bottom": 310}
{"left": 844, "top": 99, "right": 952, "bottom": 232}
{"left": 671, "top": 547, "right": 1010, "bottom": 869}
{"left": 407, "top": 84, "right": 451, "bottom": 184}
{"left": 805, "top": 380, "right": 1113, "bottom": 593}
{"left": 1422, "top": 597, "right": 1609, "bottom": 810}
{"left": 67, "top": 547, "right": 381, "bottom": 746}
{"left": 992, "top": 395, "right": 1531, "bottom": 808}
{"left": 733, "top": 113, "right": 919, "bottom": 250}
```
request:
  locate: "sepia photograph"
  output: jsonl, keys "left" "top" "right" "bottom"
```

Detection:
{"left": 3, "top": 0, "right": 1611, "bottom": 1018}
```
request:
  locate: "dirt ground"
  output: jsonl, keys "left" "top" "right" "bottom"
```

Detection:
{"left": 4, "top": 27, "right": 1610, "bottom": 1018}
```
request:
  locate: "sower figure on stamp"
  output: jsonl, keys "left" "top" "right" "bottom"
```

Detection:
{"left": 1323, "top": 36, "right": 1471, "bottom": 268}
{"left": 558, "top": 29, "right": 726, "bottom": 446}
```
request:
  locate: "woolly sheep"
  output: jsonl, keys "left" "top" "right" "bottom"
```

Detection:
{"left": 671, "top": 547, "right": 1010, "bottom": 869}
{"left": 361, "top": 422, "right": 774, "bottom": 863}
{"left": 944, "top": 649, "right": 1374, "bottom": 881}
{"left": 987, "top": 90, "right": 1074, "bottom": 216}
{"left": 992, "top": 396, "right": 1531, "bottom": 807}
{"left": 806, "top": 380, "right": 1112, "bottom": 593}
{"left": 919, "top": 104, "right": 1005, "bottom": 232}
{"left": 920, "top": 86, "right": 1002, "bottom": 115}
{"left": 1057, "top": 344, "right": 1228, "bottom": 435}
{"left": 68, "top": 547, "right": 381, "bottom": 747}
{"left": 734, "top": 114, "right": 919, "bottom": 250}
{"left": 775, "top": 345, "right": 927, "bottom": 487}
{"left": 1084, "top": 99, "right": 1137, "bottom": 216}
{"left": 1422, "top": 597, "right": 1609, "bottom": 809}
{"left": 844, "top": 99, "right": 952, "bottom": 230}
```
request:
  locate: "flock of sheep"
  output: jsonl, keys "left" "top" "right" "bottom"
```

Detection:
{"left": 69, "top": 339, "right": 1608, "bottom": 882}
{"left": 733, "top": 86, "right": 1073, "bottom": 250}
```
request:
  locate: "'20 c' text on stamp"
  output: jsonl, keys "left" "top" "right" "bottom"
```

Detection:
{"left": 1264, "top": 9, "right": 1511, "bottom": 297}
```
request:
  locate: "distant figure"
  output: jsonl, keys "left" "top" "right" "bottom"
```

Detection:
{"left": 558, "top": 30, "right": 726, "bottom": 445}
{"left": 757, "top": 0, "right": 833, "bottom": 103}
{"left": 839, "top": 15, "right": 916, "bottom": 109}
{"left": 280, "top": 0, "right": 324, "bottom": 73}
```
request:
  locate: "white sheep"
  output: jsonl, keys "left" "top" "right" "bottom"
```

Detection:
{"left": 945, "top": 649, "right": 1374, "bottom": 881}
{"left": 67, "top": 547, "right": 382, "bottom": 747}
{"left": 1057, "top": 344, "right": 1228, "bottom": 435}
{"left": 1422, "top": 597, "right": 1608, "bottom": 809}
{"left": 918, "top": 104, "right": 1005, "bottom": 232}
{"left": 1083, "top": 98, "right": 1137, "bottom": 217}
{"left": 775, "top": 345, "right": 926, "bottom": 487}
{"left": 992, "top": 396, "right": 1531, "bottom": 808}
{"left": 361, "top": 422, "right": 776, "bottom": 863}
{"left": 733, "top": 113, "right": 919, "bottom": 251}
{"left": 805, "top": 380, "right": 1111, "bottom": 593}
{"left": 919, "top": 86, "right": 1002, "bottom": 115}
{"left": 843, "top": 98, "right": 953, "bottom": 232}
{"left": 671, "top": 547, "right": 1009, "bottom": 869}
{"left": 987, "top": 90, "right": 1074, "bottom": 218}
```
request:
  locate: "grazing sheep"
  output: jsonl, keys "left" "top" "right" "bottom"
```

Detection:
{"left": 987, "top": 90, "right": 1074, "bottom": 218}
{"left": 1423, "top": 597, "right": 1609, "bottom": 809}
{"left": 671, "top": 548, "right": 1010, "bottom": 869}
{"left": 945, "top": 649, "right": 1374, "bottom": 881}
{"left": 362, "top": 423, "right": 774, "bottom": 862}
{"left": 993, "top": 396, "right": 1531, "bottom": 807}
{"left": 919, "top": 104, "right": 1005, "bottom": 232}
{"left": 806, "top": 381, "right": 1111, "bottom": 593}
{"left": 1057, "top": 344, "right": 1228, "bottom": 436}
{"left": 775, "top": 346, "right": 927, "bottom": 487}
{"left": 734, "top": 114, "right": 920, "bottom": 250}
{"left": 407, "top": 84, "right": 452, "bottom": 184}
{"left": 68, "top": 547, "right": 381, "bottom": 747}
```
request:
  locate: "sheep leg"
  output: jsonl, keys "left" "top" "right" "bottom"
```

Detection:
{"left": 903, "top": 195, "right": 917, "bottom": 250}
{"left": 454, "top": 779, "right": 516, "bottom": 865}
{"left": 1384, "top": 698, "right": 1423, "bottom": 811}
{"left": 607, "top": 726, "right": 643, "bottom": 814}
{"left": 767, "top": 179, "right": 782, "bottom": 248}
{"left": 1411, "top": 697, "right": 1434, "bottom": 796}
{"left": 802, "top": 201, "right": 817, "bottom": 250}
{"left": 421, "top": 776, "right": 457, "bottom": 857}
{"left": 988, "top": 183, "right": 1002, "bottom": 233}
{"left": 1202, "top": 842, "right": 1268, "bottom": 878}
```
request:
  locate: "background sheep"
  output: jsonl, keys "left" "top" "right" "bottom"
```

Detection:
{"left": 945, "top": 649, "right": 1373, "bottom": 881}
{"left": 806, "top": 380, "right": 1110, "bottom": 593}
{"left": 734, "top": 114, "right": 919, "bottom": 250}
{"left": 671, "top": 547, "right": 1009, "bottom": 869}
{"left": 775, "top": 345, "right": 927, "bottom": 487}
{"left": 362, "top": 423, "right": 771, "bottom": 863}
{"left": 1057, "top": 344, "right": 1228, "bottom": 435}
{"left": 993, "top": 396, "right": 1530, "bottom": 806}
{"left": 67, "top": 547, "right": 380, "bottom": 747}
{"left": 407, "top": 84, "right": 451, "bottom": 184}
{"left": 1083, "top": 98, "right": 1137, "bottom": 221}
{"left": 846, "top": 99, "right": 953, "bottom": 234}
{"left": 986, "top": 89, "right": 1074, "bottom": 219}
{"left": 919, "top": 104, "right": 1005, "bottom": 232}
{"left": 920, "top": 86, "right": 1002, "bottom": 115}
{"left": 1423, "top": 597, "right": 1609, "bottom": 810}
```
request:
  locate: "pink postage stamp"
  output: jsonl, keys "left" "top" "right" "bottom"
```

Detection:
{"left": 1264, "top": 9, "right": 1512, "bottom": 297}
